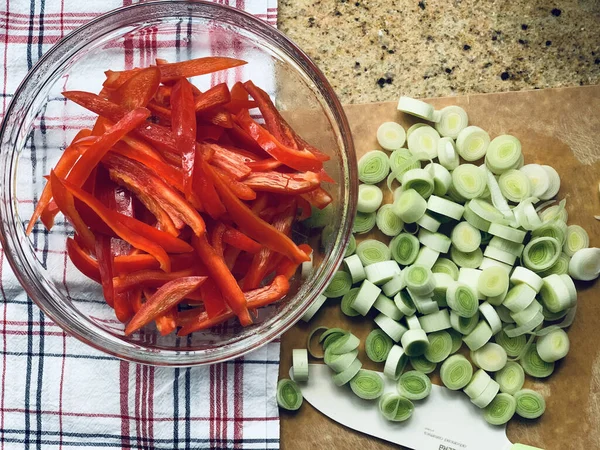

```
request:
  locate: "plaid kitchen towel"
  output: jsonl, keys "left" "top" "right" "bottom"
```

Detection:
{"left": 0, "top": 1, "right": 281, "bottom": 449}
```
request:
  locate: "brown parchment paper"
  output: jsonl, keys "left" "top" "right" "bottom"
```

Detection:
{"left": 279, "top": 85, "right": 600, "bottom": 450}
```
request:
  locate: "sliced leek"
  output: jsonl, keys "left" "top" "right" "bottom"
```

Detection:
{"left": 324, "top": 348, "right": 358, "bottom": 373}
{"left": 376, "top": 204, "right": 404, "bottom": 236}
{"left": 520, "top": 164, "right": 550, "bottom": 197}
{"left": 375, "top": 313, "right": 408, "bottom": 342}
{"left": 450, "top": 310, "right": 480, "bottom": 335}
{"left": 419, "top": 229, "right": 452, "bottom": 253}
{"left": 456, "top": 126, "right": 490, "bottom": 161}
{"left": 452, "top": 164, "right": 487, "bottom": 199}
{"left": 424, "top": 330, "right": 453, "bottom": 363}
{"left": 478, "top": 301, "right": 503, "bottom": 334}
{"left": 404, "top": 264, "right": 435, "bottom": 296}
{"left": 446, "top": 282, "right": 479, "bottom": 318}
{"left": 416, "top": 213, "right": 441, "bottom": 232}
{"left": 358, "top": 150, "right": 390, "bottom": 184}
{"left": 410, "top": 355, "right": 437, "bottom": 374}
{"left": 373, "top": 293, "right": 404, "bottom": 321}
{"left": 357, "top": 184, "right": 384, "bottom": 213}
{"left": 522, "top": 237, "right": 562, "bottom": 272}
{"left": 437, "top": 137, "right": 460, "bottom": 170}
{"left": 471, "top": 379, "right": 500, "bottom": 408}
{"left": 378, "top": 392, "right": 414, "bottom": 422}
{"left": 306, "top": 326, "right": 328, "bottom": 359}
{"left": 401, "top": 329, "right": 430, "bottom": 357}
{"left": 408, "top": 125, "right": 440, "bottom": 160}
{"left": 397, "top": 370, "right": 432, "bottom": 400}
{"left": 353, "top": 211, "right": 377, "bottom": 234}
{"left": 536, "top": 328, "right": 569, "bottom": 362}
{"left": 520, "top": 343, "right": 555, "bottom": 378}
{"left": 352, "top": 280, "right": 382, "bottom": 316}
{"left": 365, "top": 260, "right": 402, "bottom": 285}
{"left": 301, "top": 294, "right": 328, "bottom": 322}
{"left": 277, "top": 379, "right": 303, "bottom": 410}
{"left": 484, "top": 393, "right": 516, "bottom": 425}
{"left": 324, "top": 271, "right": 352, "bottom": 298}
{"left": 494, "top": 330, "right": 527, "bottom": 358}
{"left": 427, "top": 195, "right": 465, "bottom": 220}
{"left": 539, "top": 274, "right": 572, "bottom": 313}
{"left": 402, "top": 168, "right": 435, "bottom": 198}
{"left": 356, "top": 239, "right": 391, "bottom": 266}
{"left": 384, "top": 345, "right": 408, "bottom": 380}
{"left": 393, "top": 189, "right": 427, "bottom": 223}
{"left": 390, "top": 233, "right": 420, "bottom": 265}
{"left": 463, "top": 321, "right": 493, "bottom": 351}
{"left": 495, "top": 361, "right": 525, "bottom": 395}
{"left": 464, "top": 369, "right": 492, "bottom": 399}
{"left": 510, "top": 266, "right": 544, "bottom": 293}
{"left": 414, "top": 246, "right": 440, "bottom": 269}
{"left": 377, "top": 121, "right": 406, "bottom": 151}
{"left": 382, "top": 273, "right": 406, "bottom": 297}
{"left": 424, "top": 162, "right": 452, "bottom": 196}
{"left": 485, "top": 135, "right": 522, "bottom": 175}
{"left": 439, "top": 354, "right": 473, "bottom": 390}
{"left": 332, "top": 358, "right": 363, "bottom": 386}
{"left": 451, "top": 222, "right": 482, "bottom": 253}
{"left": 394, "top": 291, "right": 417, "bottom": 316}
{"left": 514, "top": 389, "right": 546, "bottom": 419}
{"left": 539, "top": 165, "right": 560, "bottom": 200}
{"left": 470, "top": 343, "right": 508, "bottom": 372}
{"left": 365, "top": 329, "right": 394, "bottom": 362}
{"left": 434, "top": 105, "right": 469, "bottom": 138}
{"left": 477, "top": 267, "right": 509, "bottom": 298}
{"left": 418, "top": 308, "right": 452, "bottom": 333}
{"left": 498, "top": 169, "right": 532, "bottom": 203}
{"left": 344, "top": 254, "right": 367, "bottom": 284}
{"left": 397, "top": 96, "right": 435, "bottom": 121}
{"left": 340, "top": 288, "right": 361, "bottom": 317}
{"left": 350, "top": 370, "right": 385, "bottom": 400}
{"left": 292, "top": 349, "right": 309, "bottom": 381}
{"left": 568, "top": 247, "right": 600, "bottom": 281}
{"left": 450, "top": 246, "right": 484, "bottom": 269}
{"left": 432, "top": 258, "right": 460, "bottom": 280}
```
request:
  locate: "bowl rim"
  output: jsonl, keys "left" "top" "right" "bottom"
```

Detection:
{"left": 0, "top": 0, "right": 357, "bottom": 366}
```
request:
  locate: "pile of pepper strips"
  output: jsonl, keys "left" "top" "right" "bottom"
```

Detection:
{"left": 26, "top": 56, "right": 333, "bottom": 337}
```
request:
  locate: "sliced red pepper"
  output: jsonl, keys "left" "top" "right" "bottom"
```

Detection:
{"left": 301, "top": 186, "right": 333, "bottom": 209}
{"left": 192, "top": 234, "right": 252, "bottom": 326}
{"left": 199, "top": 108, "right": 233, "bottom": 128}
{"left": 223, "top": 246, "right": 242, "bottom": 271}
{"left": 194, "top": 83, "right": 231, "bottom": 113}
{"left": 147, "top": 100, "right": 172, "bottom": 125}
{"left": 130, "top": 288, "right": 144, "bottom": 313}
{"left": 103, "top": 152, "right": 206, "bottom": 236}
{"left": 66, "top": 237, "right": 101, "bottom": 283}
{"left": 211, "top": 223, "right": 227, "bottom": 259}
{"left": 277, "top": 244, "right": 313, "bottom": 280}
{"left": 95, "top": 235, "right": 116, "bottom": 308}
{"left": 103, "top": 68, "right": 142, "bottom": 89}
{"left": 236, "top": 109, "right": 322, "bottom": 172}
{"left": 244, "top": 80, "right": 330, "bottom": 162}
{"left": 154, "top": 85, "right": 172, "bottom": 105}
{"left": 26, "top": 128, "right": 91, "bottom": 235}
{"left": 62, "top": 91, "right": 178, "bottom": 158}
{"left": 211, "top": 166, "right": 256, "bottom": 201}
{"left": 197, "top": 124, "right": 225, "bottom": 142}
{"left": 246, "top": 158, "right": 283, "bottom": 172}
{"left": 297, "top": 195, "right": 312, "bottom": 221}
{"left": 114, "top": 268, "right": 196, "bottom": 293}
{"left": 207, "top": 164, "right": 309, "bottom": 264}
{"left": 243, "top": 171, "right": 321, "bottom": 194}
{"left": 204, "top": 142, "right": 253, "bottom": 180}
{"left": 222, "top": 227, "right": 262, "bottom": 254}
{"left": 226, "top": 123, "right": 268, "bottom": 157}
{"left": 171, "top": 78, "right": 197, "bottom": 198}
{"left": 198, "top": 278, "right": 227, "bottom": 319}
{"left": 177, "top": 275, "right": 289, "bottom": 335}
{"left": 225, "top": 82, "right": 257, "bottom": 114}
{"left": 50, "top": 171, "right": 95, "bottom": 251}
{"left": 154, "top": 308, "right": 178, "bottom": 336}
{"left": 124, "top": 276, "right": 207, "bottom": 335}
{"left": 156, "top": 57, "right": 246, "bottom": 82}
{"left": 58, "top": 177, "right": 193, "bottom": 271}
{"left": 110, "top": 66, "right": 161, "bottom": 110}
{"left": 192, "top": 154, "right": 226, "bottom": 220}
{"left": 66, "top": 107, "right": 151, "bottom": 188}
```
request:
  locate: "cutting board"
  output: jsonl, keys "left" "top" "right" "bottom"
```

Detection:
{"left": 279, "top": 85, "right": 600, "bottom": 450}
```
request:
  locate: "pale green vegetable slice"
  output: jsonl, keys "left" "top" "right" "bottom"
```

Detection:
{"left": 503, "top": 283, "right": 537, "bottom": 313}
{"left": 478, "top": 301, "right": 503, "bottom": 334}
{"left": 536, "top": 328, "right": 570, "bottom": 362}
{"left": 514, "top": 389, "right": 546, "bottom": 419}
{"left": 340, "top": 288, "right": 361, "bottom": 317}
{"left": 510, "top": 300, "right": 543, "bottom": 327}
{"left": 432, "top": 258, "right": 460, "bottom": 280}
{"left": 382, "top": 273, "right": 406, "bottom": 297}
{"left": 484, "top": 393, "right": 517, "bottom": 425}
{"left": 358, "top": 150, "right": 390, "bottom": 184}
{"left": 483, "top": 246, "right": 517, "bottom": 266}
{"left": 471, "top": 343, "right": 508, "bottom": 372}
{"left": 485, "top": 135, "right": 522, "bottom": 175}
{"left": 450, "top": 246, "right": 484, "bottom": 269}
{"left": 327, "top": 332, "right": 360, "bottom": 355}
{"left": 375, "top": 313, "right": 408, "bottom": 342}
{"left": 456, "top": 126, "right": 490, "bottom": 161}
{"left": 488, "top": 236, "right": 524, "bottom": 257}
{"left": 446, "top": 282, "right": 479, "bottom": 318}
{"left": 450, "top": 310, "right": 480, "bottom": 335}
{"left": 397, "top": 96, "right": 435, "bottom": 120}
{"left": 418, "top": 229, "right": 452, "bottom": 253}
{"left": 495, "top": 362, "right": 525, "bottom": 395}
{"left": 350, "top": 370, "right": 385, "bottom": 400}
{"left": 324, "top": 348, "right": 359, "bottom": 373}
{"left": 488, "top": 223, "right": 526, "bottom": 243}
{"left": 451, "top": 222, "right": 482, "bottom": 253}
{"left": 353, "top": 211, "right": 377, "bottom": 234}
{"left": 319, "top": 328, "right": 346, "bottom": 347}
{"left": 397, "top": 370, "right": 432, "bottom": 400}
{"left": 393, "top": 188, "right": 427, "bottom": 223}
{"left": 522, "top": 237, "right": 562, "bottom": 272}
{"left": 437, "top": 137, "right": 460, "bottom": 170}
{"left": 365, "top": 329, "right": 394, "bottom": 362}
{"left": 471, "top": 379, "right": 500, "bottom": 408}
{"left": 373, "top": 293, "right": 404, "bottom": 320}
{"left": 434, "top": 105, "right": 469, "bottom": 138}
{"left": 277, "top": 379, "right": 303, "bottom": 410}
{"left": 378, "top": 392, "right": 414, "bottom": 422}
{"left": 424, "top": 330, "right": 453, "bottom": 363}
{"left": 477, "top": 267, "right": 509, "bottom": 298}
{"left": 464, "top": 321, "right": 493, "bottom": 351}
{"left": 404, "top": 264, "right": 435, "bottom": 296}
{"left": 344, "top": 254, "right": 367, "bottom": 284}
{"left": 520, "top": 343, "right": 555, "bottom": 378}
{"left": 498, "top": 169, "right": 532, "bottom": 203}
{"left": 389, "top": 148, "right": 420, "bottom": 173}
{"left": 401, "top": 329, "right": 429, "bottom": 356}
{"left": 389, "top": 233, "right": 420, "bottom": 265}
{"left": 463, "top": 202, "right": 492, "bottom": 232}
{"left": 416, "top": 213, "right": 441, "bottom": 232}
{"left": 503, "top": 312, "right": 544, "bottom": 338}
{"left": 424, "top": 162, "right": 452, "bottom": 197}
{"left": 345, "top": 234, "right": 357, "bottom": 257}
{"left": 357, "top": 184, "right": 384, "bottom": 213}
{"left": 464, "top": 369, "right": 492, "bottom": 399}
{"left": 365, "top": 260, "right": 402, "bottom": 286}
{"left": 414, "top": 246, "right": 440, "bottom": 270}
{"left": 510, "top": 266, "right": 544, "bottom": 292}
{"left": 333, "top": 358, "right": 363, "bottom": 386}
{"left": 539, "top": 203, "right": 568, "bottom": 223}
{"left": 452, "top": 163, "right": 487, "bottom": 199}
{"left": 377, "top": 121, "right": 406, "bottom": 151}
{"left": 440, "top": 354, "right": 473, "bottom": 390}
{"left": 418, "top": 309, "right": 452, "bottom": 333}
{"left": 408, "top": 125, "right": 440, "bottom": 160}
{"left": 402, "top": 168, "right": 435, "bottom": 198}
{"left": 568, "top": 247, "right": 600, "bottom": 281}
{"left": 306, "top": 326, "right": 328, "bottom": 359}
{"left": 538, "top": 252, "right": 570, "bottom": 277}
{"left": 539, "top": 165, "right": 561, "bottom": 200}
{"left": 494, "top": 330, "right": 527, "bottom": 358}
{"left": 519, "top": 164, "right": 550, "bottom": 197}
{"left": 539, "top": 273, "right": 572, "bottom": 313}
{"left": 301, "top": 294, "right": 328, "bottom": 322}
{"left": 532, "top": 219, "right": 568, "bottom": 246}
{"left": 427, "top": 195, "right": 465, "bottom": 220}
{"left": 394, "top": 291, "right": 417, "bottom": 316}
{"left": 410, "top": 355, "right": 437, "bottom": 374}
{"left": 376, "top": 204, "right": 404, "bottom": 236}
{"left": 384, "top": 345, "right": 409, "bottom": 379}
{"left": 406, "top": 123, "right": 428, "bottom": 138}
{"left": 352, "top": 280, "right": 382, "bottom": 316}
{"left": 292, "top": 349, "right": 309, "bottom": 381}
{"left": 448, "top": 329, "right": 464, "bottom": 353}
{"left": 324, "top": 271, "right": 352, "bottom": 298}
{"left": 356, "top": 239, "right": 391, "bottom": 266}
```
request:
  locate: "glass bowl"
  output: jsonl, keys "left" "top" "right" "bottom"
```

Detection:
{"left": 0, "top": 1, "right": 356, "bottom": 366}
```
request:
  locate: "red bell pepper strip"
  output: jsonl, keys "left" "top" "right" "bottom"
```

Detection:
{"left": 196, "top": 124, "right": 225, "bottom": 142}
{"left": 57, "top": 177, "right": 193, "bottom": 271}
{"left": 194, "top": 83, "right": 231, "bottom": 113}
{"left": 114, "top": 268, "right": 197, "bottom": 293}
{"left": 296, "top": 195, "right": 312, "bottom": 221}
{"left": 198, "top": 278, "right": 227, "bottom": 319}
{"left": 171, "top": 78, "right": 197, "bottom": 198}
{"left": 222, "top": 227, "right": 262, "bottom": 254}
{"left": 301, "top": 186, "right": 333, "bottom": 209}
{"left": 147, "top": 100, "right": 172, "bottom": 125}
{"left": 211, "top": 223, "right": 227, "bottom": 259}
{"left": 223, "top": 246, "right": 242, "bottom": 271}
{"left": 243, "top": 80, "right": 330, "bottom": 162}
{"left": 243, "top": 171, "right": 321, "bottom": 194}
{"left": 66, "top": 107, "right": 151, "bottom": 189}
{"left": 207, "top": 164, "right": 310, "bottom": 264}
{"left": 211, "top": 166, "right": 256, "bottom": 201}
{"left": 50, "top": 171, "right": 96, "bottom": 251}
{"left": 26, "top": 128, "right": 92, "bottom": 235}
{"left": 156, "top": 57, "right": 246, "bottom": 82}
{"left": 124, "top": 276, "right": 207, "bottom": 335}
{"left": 226, "top": 123, "right": 268, "bottom": 157}
{"left": 103, "top": 152, "right": 206, "bottom": 236}
{"left": 224, "top": 82, "right": 257, "bottom": 114}
{"left": 66, "top": 237, "right": 101, "bottom": 283}
{"left": 235, "top": 109, "right": 322, "bottom": 172}
{"left": 110, "top": 66, "right": 161, "bottom": 110}
{"left": 154, "top": 308, "right": 178, "bottom": 336}
{"left": 192, "top": 154, "right": 226, "bottom": 220}
{"left": 130, "top": 288, "right": 144, "bottom": 313}
{"left": 192, "top": 234, "right": 252, "bottom": 327}
{"left": 95, "top": 235, "right": 116, "bottom": 308}
{"left": 203, "top": 142, "right": 253, "bottom": 180}
{"left": 154, "top": 85, "right": 172, "bottom": 105}
{"left": 277, "top": 244, "right": 313, "bottom": 280}
{"left": 103, "top": 68, "right": 142, "bottom": 89}
{"left": 199, "top": 108, "right": 233, "bottom": 128}
{"left": 246, "top": 158, "right": 283, "bottom": 172}
{"left": 177, "top": 275, "right": 289, "bottom": 335}
{"left": 62, "top": 91, "right": 179, "bottom": 158}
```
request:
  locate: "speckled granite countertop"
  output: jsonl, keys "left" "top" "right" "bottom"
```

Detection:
{"left": 278, "top": 0, "right": 600, "bottom": 104}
